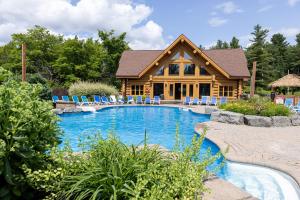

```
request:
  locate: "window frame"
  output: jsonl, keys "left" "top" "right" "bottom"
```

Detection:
{"left": 131, "top": 85, "right": 144, "bottom": 95}
{"left": 184, "top": 64, "right": 195, "bottom": 75}
{"left": 168, "top": 64, "right": 180, "bottom": 76}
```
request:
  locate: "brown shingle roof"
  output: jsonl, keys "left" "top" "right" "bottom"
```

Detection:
{"left": 116, "top": 48, "right": 250, "bottom": 78}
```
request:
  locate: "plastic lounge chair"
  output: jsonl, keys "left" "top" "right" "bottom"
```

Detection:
{"left": 52, "top": 96, "right": 59, "bottom": 103}
{"left": 110, "top": 95, "right": 117, "bottom": 104}
{"left": 101, "top": 96, "right": 110, "bottom": 105}
{"left": 136, "top": 96, "right": 143, "bottom": 104}
{"left": 191, "top": 97, "right": 200, "bottom": 105}
{"left": 292, "top": 101, "right": 300, "bottom": 112}
{"left": 93, "top": 95, "right": 102, "bottom": 105}
{"left": 210, "top": 96, "right": 217, "bottom": 106}
{"left": 72, "top": 95, "right": 82, "bottom": 105}
{"left": 118, "top": 95, "right": 124, "bottom": 104}
{"left": 153, "top": 96, "right": 160, "bottom": 105}
{"left": 144, "top": 96, "right": 151, "bottom": 104}
{"left": 62, "top": 96, "right": 70, "bottom": 102}
{"left": 219, "top": 96, "right": 228, "bottom": 105}
{"left": 183, "top": 96, "right": 191, "bottom": 105}
{"left": 200, "top": 96, "right": 209, "bottom": 105}
{"left": 284, "top": 98, "right": 294, "bottom": 108}
{"left": 81, "top": 96, "right": 93, "bottom": 106}
{"left": 127, "top": 96, "right": 134, "bottom": 104}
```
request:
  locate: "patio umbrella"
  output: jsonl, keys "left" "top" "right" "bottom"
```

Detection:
{"left": 269, "top": 74, "right": 300, "bottom": 88}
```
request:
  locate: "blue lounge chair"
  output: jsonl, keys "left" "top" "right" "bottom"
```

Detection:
{"left": 101, "top": 96, "right": 110, "bottom": 105}
{"left": 183, "top": 96, "right": 191, "bottom": 105}
{"left": 136, "top": 96, "right": 143, "bottom": 104}
{"left": 93, "top": 95, "right": 102, "bottom": 105}
{"left": 200, "top": 96, "right": 209, "bottom": 105}
{"left": 118, "top": 95, "right": 124, "bottom": 104}
{"left": 127, "top": 96, "right": 134, "bottom": 104}
{"left": 210, "top": 96, "right": 217, "bottom": 106}
{"left": 284, "top": 98, "right": 294, "bottom": 108}
{"left": 72, "top": 95, "right": 82, "bottom": 105}
{"left": 81, "top": 96, "right": 93, "bottom": 105}
{"left": 62, "top": 96, "right": 70, "bottom": 102}
{"left": 110, "top": 95, "right": 117, "bottom": 104}
{"left": 292, "top": 101, "right": 300, "bottom": 112}
{"left": 144, "top": 96, "right": 151, "bottom": 104}
{"left": 219, "top": 96, "right": 228, "bottom": 105}
{"left": 191, "top": 97, "right": 200, "bottom": 105}
{"left": 52, "top": 96, "right": 59, "bottom": 103}
{"left": 153, "top": 96, "right": 160, "bottom": 105}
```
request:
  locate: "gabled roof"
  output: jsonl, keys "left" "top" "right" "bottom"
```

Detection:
{"left": 116, "top": 34, "right": 250, "bottom": 78}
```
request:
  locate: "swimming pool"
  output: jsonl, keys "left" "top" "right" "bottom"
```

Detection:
{"left": 58, "top": 106, "right": 300, "bottom": 200}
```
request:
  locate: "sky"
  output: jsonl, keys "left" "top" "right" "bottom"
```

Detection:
{"left": 0, "top": 0, "right": 299, "bottom": 49}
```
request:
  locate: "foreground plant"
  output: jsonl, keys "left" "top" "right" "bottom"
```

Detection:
{"left": 0, "top": 80, "right": 61, "bottom": 199}
{"left": 42, "top": 130, "right": 222, "bottom": 200}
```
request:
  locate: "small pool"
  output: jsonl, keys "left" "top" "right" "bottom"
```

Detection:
{"left": 58, "top": 106, "right": 300, "bottom": 200}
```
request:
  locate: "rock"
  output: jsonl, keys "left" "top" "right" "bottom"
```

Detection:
{"left": 52, "top": 108, "right": 63, "bottom": 115}
{"left": 290, "top": 114, "right": 300, "bottom": 126}
{"left": 271, "top": 116, "right": 291, "bottom": 127}
{"left": 63, "top": 107, "right": 82, "bottom": 113}
{"left": 244, "top": 115, "right": 272, "bottom": 127}
{"left": 205, "top": 107, "right": 219, "bottom": 114}
{"left": 211, "top": 111, "right": 244, "bottom": 125}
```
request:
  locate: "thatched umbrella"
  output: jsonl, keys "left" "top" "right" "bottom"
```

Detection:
{"left": 269, "top": 74, "right": 300, "bottom": 88}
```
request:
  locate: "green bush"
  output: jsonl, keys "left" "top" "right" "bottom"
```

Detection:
{"left": 0, "top": 80, "right": 61, "bottom": 199}
{"left": 27, "top": 130, "right": 222, "bottom": 200}
{"left": 69, "top": 81, "right": 118, "bottom": 97}
{"left": 0, "top": 67, "right": 13, "bottom": 83}
{"left": 219, "top": 97, "right": 291, "bottom": 116}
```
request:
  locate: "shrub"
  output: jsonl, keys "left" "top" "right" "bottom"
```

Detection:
{"left": 30, "top": 130, "right": 222, "bottom": 200}
{"left": 0, "top": 80, "right": 61, "bottom": 199}
{"left": 0, "top": 67, "right": 13, "bottom": 83}
{"left": 68, "top": 81, "right": 118, "bottom": 97}
{"left": 219, "top": 97, "right": 291, "bottom": 116}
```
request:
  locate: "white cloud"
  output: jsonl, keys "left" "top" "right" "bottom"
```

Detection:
{"left": 257, "top": 5, "right": 273, "bottom": 13}
{"left": 274, "top": 27, "right": 300, "bottom": 37}
{"left": 288, "top": 0, "right": 300, "bottom": 6}
{"left": 215, "top": 1, "right": 243, "bottom": 14}
{"left": 0, "top": 0, "right": 166, "bottom": 49}
{"left": 208, "top": 17, "right": 228, "bottom": 27}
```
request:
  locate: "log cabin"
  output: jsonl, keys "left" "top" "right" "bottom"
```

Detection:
{"left": 116, "top": 34, "right": 250, "bottom": 101}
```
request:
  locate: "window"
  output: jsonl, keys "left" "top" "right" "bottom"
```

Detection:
{"left": 170, "top": 84, "right": 174, "bottom": 96}
{"left": 155, "top": 65, "right": 164, "bottom": 76}
{"left": 183, "top": 51, "right": 192, "bottom": 60}
{"left": 200, "top": 66, "right": 210, "bottom": 75}
{"left": 169, "top": 64, "right": 179, "bottom": 75}
{"left": 219, "top": 86, "right": 233, "bottom": 97}
{"left": 182, "top": 84, "right": 186, "bottom": 97}
{"left": 189, "top": 84, "right": 193, "bottom": 97}
{"left": 131, "top": 85, "right": 144, "bottom": 95}
{"left": 184, "top": 64, "right": 195, "bottom": 75}
{"left": 171, "top": 52, "right": 180, "bottom": 60}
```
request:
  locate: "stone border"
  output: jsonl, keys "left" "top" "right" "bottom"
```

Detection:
{"left": 210, "top": 110, "right": 300, "bottom": 127}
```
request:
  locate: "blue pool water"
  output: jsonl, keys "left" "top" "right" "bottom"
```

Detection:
{"left": 58, "top": 106, "right": 300, "bottom": 200}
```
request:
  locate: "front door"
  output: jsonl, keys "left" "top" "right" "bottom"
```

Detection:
{"left": 199, "top": 83, "right": 211, "bottom": 98}
{"left": 175, "top": 83, "right": 181, "bottom": 100}
{"left": 153, "top": 83, "right": 164, "bottom": 97}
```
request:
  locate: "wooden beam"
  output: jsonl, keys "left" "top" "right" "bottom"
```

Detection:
{"left": 22, "top": 44, "right": 26, "bottom": 82}
{"left": 250, "top": 61, "right": 257, "bottom": 97}
{"left": 167, "top": 50, "right": 171, "bottom": 54}
{"left": 155, "top": 62, "right": 159, "bottom": 66}
{"left": 205, "top": 61, "right": 210, "bottom": 65}
{"left": 181, "top": 39, "right": 184, "bottom": 43}
{"left": 193, "top": 50, "right": 197, "bottom": 54}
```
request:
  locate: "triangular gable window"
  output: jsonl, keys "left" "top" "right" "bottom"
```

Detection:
{"left": 171, "top": 52, "right": 180, "bottom": 60}
{"left": 200, "top": 66, "right": 210, "bottom": 75}
{"left": 183, "top": 51, "right": 192, "bottom": 60}
{"left": 155, "top": 65, "right": 164, "bottom": 76}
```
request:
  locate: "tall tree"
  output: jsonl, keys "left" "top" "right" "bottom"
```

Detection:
{"left": 246, "top": 24, "right": 273, "bottom": 88}
{"left": 289, "top": 33, "right": 300, "bottom": 74}
{"left": 268, "top": 33, "right": 289, "bottom": 78}
{"left": 230, "top": 37, "right": 241, "bottom": 48}
{"left": 98, "top": 30, "right": 129, "bottom": 87}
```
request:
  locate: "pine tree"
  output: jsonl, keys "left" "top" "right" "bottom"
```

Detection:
{"left": 289, "top": 33, "right": 300, "bottom": 74}
{"left": 222, "top": 41, "right": 229, "bottom": 49}
{"left": 246, "top": 24, "right": 273, "bottom": 88}
{"left": 268, "top": 33, "right": 289, "bottom": 78}
{"left": 230, "top": 37, "right": 240, "bottom": 48}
